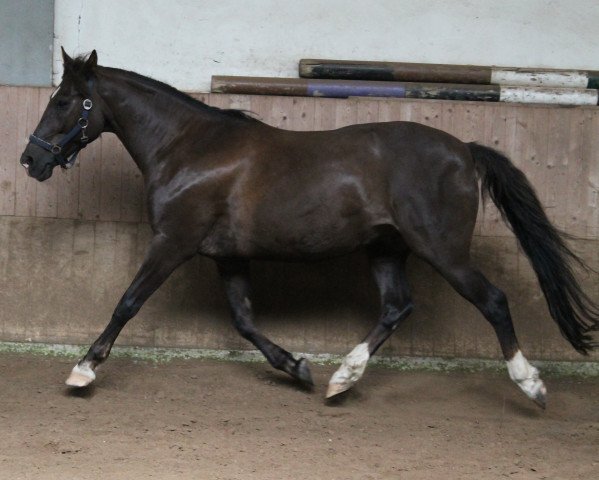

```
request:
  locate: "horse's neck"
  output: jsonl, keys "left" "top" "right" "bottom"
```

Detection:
{"left": 98, "top": 71, "right": 216, "bottom": 176}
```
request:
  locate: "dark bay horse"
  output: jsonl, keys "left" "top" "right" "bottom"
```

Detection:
{"left": 20, "top": 50, "right": 599, "bottom": 407}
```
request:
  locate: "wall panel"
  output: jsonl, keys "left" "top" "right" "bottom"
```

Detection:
{"left": 1, "top": 87, "right": 598, "bottom": 362}
{"left": 4, "top": 89, "right": 599, "bottom": 239}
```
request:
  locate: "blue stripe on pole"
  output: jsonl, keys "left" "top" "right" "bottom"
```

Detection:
{"left": 307, "top": 81, "right": 406, "bottom": 98}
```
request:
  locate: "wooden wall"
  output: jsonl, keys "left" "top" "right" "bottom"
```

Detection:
{"left": 1, "top": 86, "right": 598, "bottom": 361}
{"left": 2, "top": 88, "right": 599, "bottom": 238}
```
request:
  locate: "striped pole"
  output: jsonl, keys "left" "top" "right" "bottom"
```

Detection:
{"left": 299, "top": 59, "right": 599, "bottom": 89}
{"left": 211, "top": 76, "right": 599, "bottom": 106}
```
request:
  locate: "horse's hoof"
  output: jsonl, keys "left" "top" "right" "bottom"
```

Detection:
{"left": 325, "top": 342, "right": 370, "bottom": 399}
{"left": 325, "top": 381, "right": 351, "bottom": 399}
{"left": 65, "top": 363, "right": 96, "bottom": 388}
{"left": 295, "top": 358, "right": 314, "bottom": 386}
{"left": 532, "top": 387, "right": 547, "bottom": 410}
{"left": 507, "top": 352, "right": 547, "bottom": 410}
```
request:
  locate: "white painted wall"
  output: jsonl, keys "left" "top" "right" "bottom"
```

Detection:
{"left": 54, "top": 0, "right": 599, "bottom": 91}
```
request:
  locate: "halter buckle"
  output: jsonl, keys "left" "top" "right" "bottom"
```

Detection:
{"left": 82, "top": 99, "right": 93, "bottom": 110}
{"left": 51, "top": 144, "right": 62, "bottom": 155}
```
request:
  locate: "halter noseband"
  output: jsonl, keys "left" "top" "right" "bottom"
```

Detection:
{"left": 28, "top": 79, "right": 94, "bottom": 169}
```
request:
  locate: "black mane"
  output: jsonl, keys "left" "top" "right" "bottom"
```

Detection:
{"left": 66, "top": 55, "right": 256, "bottom": 121}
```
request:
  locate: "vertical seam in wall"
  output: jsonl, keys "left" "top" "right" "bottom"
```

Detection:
{"left": 52, "top": 0, "right": 58, "bottom": 85}
{"left": 77, "top": 0, "right": 84, "bottom": 52}
{"left": 49, "top": 0, "right": 56, "bottom": 86}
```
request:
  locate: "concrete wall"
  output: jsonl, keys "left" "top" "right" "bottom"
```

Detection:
{"left": 1, "top": 214, "right": 597, "bottom": 362}
{"left": 0, "top": 0, "right": 54, "bottom": 86}
{"left": 1, "top": 87, "right": 598, "bottom": 361}
{"left": 54, "top": 0, "right": 599, "bottom": 91}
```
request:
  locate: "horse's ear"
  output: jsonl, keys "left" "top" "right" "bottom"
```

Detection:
{"left": 61, "top": 46, "right": 73, "bottom": 67}
{"left": 85, "top": 50, "right": 98, "bottom": 69}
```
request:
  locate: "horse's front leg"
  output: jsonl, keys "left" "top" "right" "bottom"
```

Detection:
{"left": 66, "top": 234, "right": 193, "bottom": 387}
{"left": 217, "top": 258, "right": 314, "bottom": 386}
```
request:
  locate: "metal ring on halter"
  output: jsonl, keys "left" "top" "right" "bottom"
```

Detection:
{"left": 51, "top": 145, "right": 62, "bottom": 155}
{"left": 78, "top": 117, "right": 89, "bottom": 128}
{"left": 82, "top": 99, "right": 93, "bottom": 110}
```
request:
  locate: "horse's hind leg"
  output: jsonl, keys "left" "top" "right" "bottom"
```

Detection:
{"left": 217, "top": 258, "right": 313, "bottom": 386}
{"left": 327, "top": 253, "right": 413, "bottom": 398}
{"left": 428, "top": 261, "right": 547, "bottom": 408}
{"left": 66, "top": 235, "right": 193, "bottom": 387}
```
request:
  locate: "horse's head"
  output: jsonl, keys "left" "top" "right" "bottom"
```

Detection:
{"left": 20, "top": 48, "right": 104, "bottom": 181}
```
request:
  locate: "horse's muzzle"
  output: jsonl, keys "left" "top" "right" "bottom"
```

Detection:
{"left": 20, "top": 153, "right": 55, "bottom": 182}
{"left": 20, "top": 153, "right": 32, "bottom": 171}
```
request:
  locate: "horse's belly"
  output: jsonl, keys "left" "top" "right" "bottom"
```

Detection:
{"left": 247, "top": 187, "right": 393, "bottom": 258}
{"left": 252, "top": 227, "right": 365, "bottom": 258}
{"left": 242, "top": 207, "right": 390, "bottom": 259}
{"left": 198, "top": 161, "right": 394, "bottom": 259}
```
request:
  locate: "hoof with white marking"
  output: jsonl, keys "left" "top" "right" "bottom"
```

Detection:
{"left": 507, "top": 350, "right": 547, "bottom": 409}
{"left": 516, "top": 376, "right": 547, "bottom": 409}
{"left": 326, "top": 381, "right": 353, "bottom": 399}
{"left": 65, "top": 363, "right": 96, "bottom": 388}
{"left": 326, "top": 342, "right": 370, "bottom": 399}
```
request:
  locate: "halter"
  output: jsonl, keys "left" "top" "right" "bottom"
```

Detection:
{"left": 28, "top": 79, "right": 94, "bottom": 169}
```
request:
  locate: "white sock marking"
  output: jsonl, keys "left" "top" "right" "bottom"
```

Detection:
{"left": 73, "top": 362, "right": 96, "bottom": 381}
{"left": 66, "top": 361, "right": 96, "bottom": 387}
{"left": 329, "top": 342, "right": 370, "bottom": 387}
{"left": 506, "top": 350, "right": 546, "bottom": 400}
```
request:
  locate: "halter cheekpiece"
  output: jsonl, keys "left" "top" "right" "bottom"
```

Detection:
{"left": 28, "top": 79, "right": 94, "bottom": 169}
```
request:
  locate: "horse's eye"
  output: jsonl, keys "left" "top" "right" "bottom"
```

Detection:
{"left": 56, "top": 99, "right": 70, "bottom": 109}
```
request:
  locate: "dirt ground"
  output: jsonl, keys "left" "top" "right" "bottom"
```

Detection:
{"left": 0, "top": 353, "right": 597, "bottom": 480}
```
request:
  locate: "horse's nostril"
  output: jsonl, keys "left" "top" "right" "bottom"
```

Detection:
{"left": 20, "top": 155, "right": 32, "bottom": 169}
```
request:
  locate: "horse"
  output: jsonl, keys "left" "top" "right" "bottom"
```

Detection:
{"left": 19, "top": 49, "right": 599, "bottom": 408}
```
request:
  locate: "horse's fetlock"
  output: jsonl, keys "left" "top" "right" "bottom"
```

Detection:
{"left": 90, "top": 344, "right": 110, "bottom": 362}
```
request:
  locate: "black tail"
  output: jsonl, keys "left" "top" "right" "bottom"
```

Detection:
{"left": 468, "top": 142, "right": 599, "bottom": 354}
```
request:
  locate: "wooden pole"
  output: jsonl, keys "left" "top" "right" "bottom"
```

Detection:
{"left": 211, "top": 76, "right": 599, "bottom": 105}
{"left": 299, "top": 59, "right": 599, "bottom": 89}
{"left": 211, "top": 77, "right": 500, "bottom": 100}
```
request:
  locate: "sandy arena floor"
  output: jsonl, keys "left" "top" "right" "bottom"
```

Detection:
{"left": 0, "top": 353, "right": 597, "bottom": 480}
